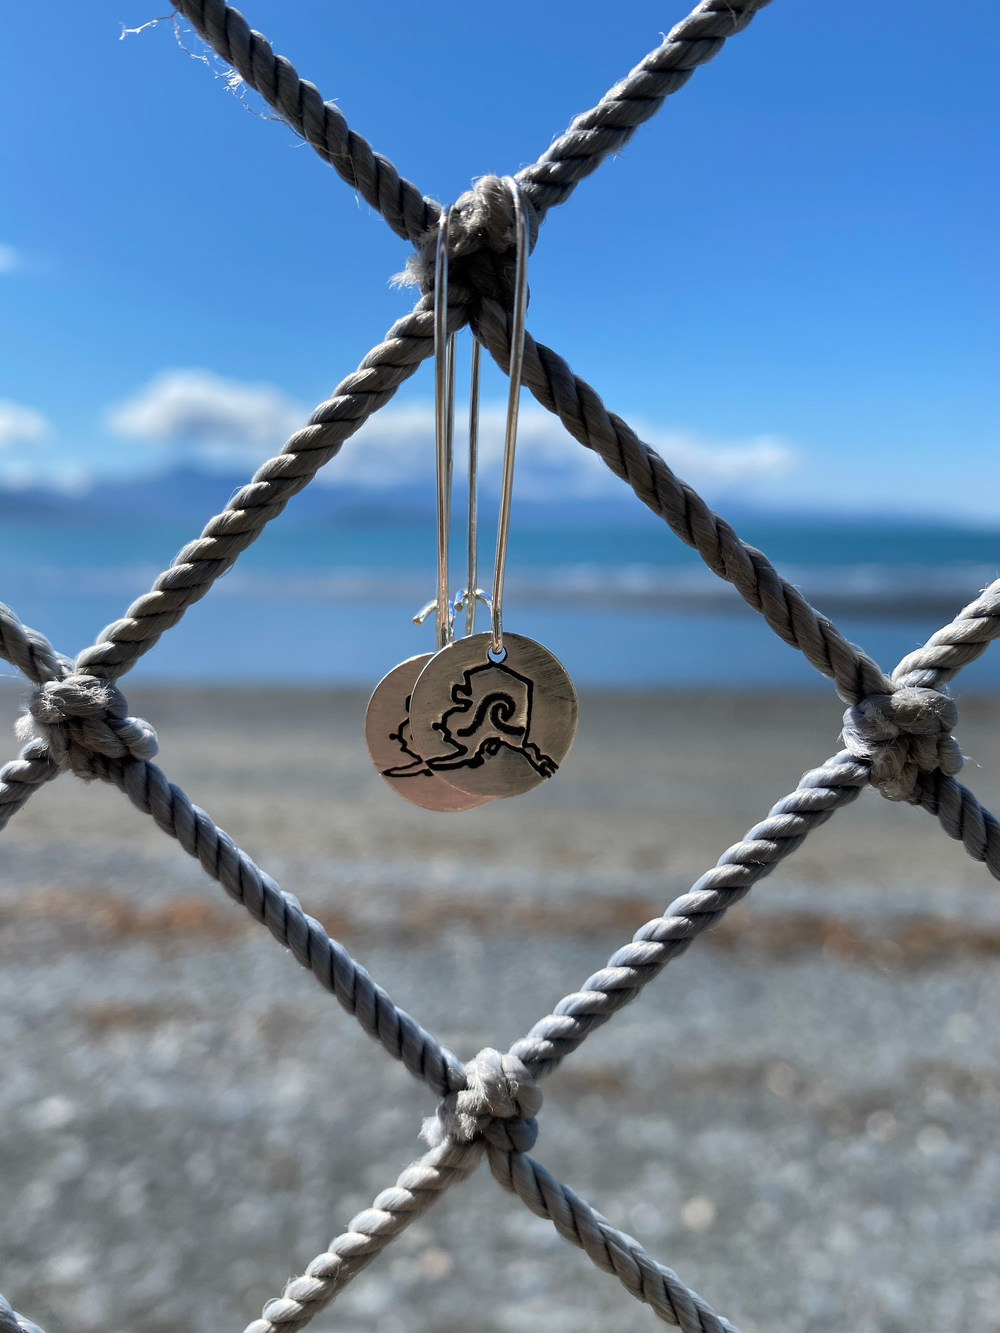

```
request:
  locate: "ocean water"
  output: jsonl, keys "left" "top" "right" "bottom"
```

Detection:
{"left": 3, "top": 511, "right": 1000, "bottom": 692}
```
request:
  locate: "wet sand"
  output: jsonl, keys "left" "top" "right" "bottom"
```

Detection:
{"left": 3, "top": 685, "right": 1000, "bottom": 1333}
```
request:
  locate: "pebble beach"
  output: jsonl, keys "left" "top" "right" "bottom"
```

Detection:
{"left": 3, "top": 684, "right": 1000, "bottom": 1333}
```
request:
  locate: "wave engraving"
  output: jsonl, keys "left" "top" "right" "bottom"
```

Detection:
{"left": 419, "top": 660, "right": 557, "bottom": 778}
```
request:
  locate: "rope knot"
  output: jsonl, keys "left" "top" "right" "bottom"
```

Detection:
{"left": 841, "top": 686, "right": 962, "bottom": 802}
{"left": 18, "top": 674, "right": 158, "bottom": 779}
{"left": 424, "top": 1048, "right": 542, "bottom": 1155}
{"left": 404, "top": 176, "right": 540, "bottom": 310}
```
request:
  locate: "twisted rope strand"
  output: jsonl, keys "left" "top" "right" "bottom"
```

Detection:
{"left": 517, "top": 0, "right": 773, "bottom": 222}
{"left": 72, "top": 750, "right": 465, "bottom": 1096}
{"left": 74, "top": 293, "right": 460, "bottom": 681}
{"left": 914, "top": 770, "right": 1000, "bottom": 880}
{"left": 6, "top": 9, "right": 998, "bottom": 1331}
{"left": 170, "top": 0, "right": 772, "bottom": 244}
{"left": 510, "top": 752, "right": 869, "bottom": 1077}
{"left": 473, "top": 302, "right": 892, "bottom": 704}
{"left": 0, "top": 602, "right": 71, "bottom": 686}
{"left": 70, "top": 278, "right": 888, "bottom": 701}
{"left": 0, "top": 739, "right": 62, "bottom": 833}
{"left": 488, "top": 1148, "right": 738, "bottom": 1333}
{"left": 0, "top": 605, "right": 71, "bottom": 829}
{"left": 894, "top": 577, "right": 1000, "bottom": 689}
{"left": 249, "top": 1042, "right": 740, "bottom": 1333}
{"left": 243, "top": 1140, "right": 484, "bottom": 1333}
{"left": 882, "top": 580, "right": 1000, "bottom": 864}
{"left": 80, "top": 6, "right": 847, "bottom": 700}
{"left": 170, "top": 0, "right": 437, "bottom": 244}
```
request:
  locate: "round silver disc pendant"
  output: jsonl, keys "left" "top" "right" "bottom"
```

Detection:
{"left": 407, "top": 632, "right": 579, "bottom": 799}
{"left": 366, "top": 655, "right": 493, "bottom": 812}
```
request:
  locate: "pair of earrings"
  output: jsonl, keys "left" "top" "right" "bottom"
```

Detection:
{"left": 365, "top": 181, "right": 579, "bottom": 812}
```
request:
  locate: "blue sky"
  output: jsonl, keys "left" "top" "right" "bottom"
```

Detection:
{"left": 1, "top": 0, "right": 998, "bottom": 517}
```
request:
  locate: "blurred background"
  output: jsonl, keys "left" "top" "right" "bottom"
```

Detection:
{"left": 2, "top": 2, "right": 1000, "bottom": 1331}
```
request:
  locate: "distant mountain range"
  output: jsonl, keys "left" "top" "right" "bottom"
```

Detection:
{"left": 5, "top": 464, "right": 1000, "bottom": 537}
{"left": 5, "top": 466, "right": 1000, "bottom": 623}
{"left": 0, "top": 465, "right": 651, "bottom": 528}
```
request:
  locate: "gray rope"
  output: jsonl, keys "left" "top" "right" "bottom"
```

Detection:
{"left": 21, "top": 735, "right": 461, "bottom": 1096}
{"left": 883, "top": 584, "right": 1000, "bottom": 873}
{"left": 837, "top": 582, "right": 1000, "bottom": 812}
{"left": 242, "top": 1139, "right": 485, "bottom": 1333}
{"left": 161, "top": 0, "right": 856, "bottom": 712}
{"left": 0, "top": 605, "right": 70, "bottom": 829}
{"left": 170, "top": 0, "right": 773, "bottom": 245}
{"left": 0, "top": 601, "right": 70, "bottom": 685}
{"left": 5, "top": 5, "right": 999, "bottom": 1329}
{"left": 110, "top": 752, "right": 464, "bottom": 1095}
{"left": 0, "top": 738, "right": 62, "bottom": 833}
{"left": 516, "top": 1, "right": 772, "bottom": 222}
{"left": 0, "top": 1297, "right": 44, "bottom": 1333}
{"left": 510, "top": 751, "right": 869, "bottom": 1077}
{"left": 170, "top": 0, "right": 436, "bottom": 245}
{"left": 152, "top": 0, "right": 835, "bottom": 718}
{"left": 488, "top": 1148, "right": 738, "bottom": 1333}
{"left": 244, "top": 1049, "right": 539, "bottom": 1333}
{"left": 83, "top": 0, "right": 867, "bottom": 702}
{"left": 841, "top": 687, "right": 964, "bottom": 804}
{"left": 893, "top": 577, "right": 1000, "bottom": 689}
{"left": 21, "top": 674, "right": 160, "bottom": 777}
{"left": 3, "top": 261, "right": 997, "bottom": 1333}
{"left": 74, "top": 293, "right": 457, "bottom": 681}
{"left": 0, "top": 621, "right": 460, "bottom": 1100}
{"left": 472, "top": 300, "right": 892, "bottom": 706}
{"left": 155, "top": 0, "right": 978, "bottom": 721}
{"left": 250, "top": 1049, "right": 739, "bottom": 1333}
{"left": 914, "top": 770, "right": 1000, "bottom": 880}
{"left": 72, "top": 267, "right": 890, "bottom": 701}
{"left": 2, "top": 694, "right": 466, "bottom": 1093}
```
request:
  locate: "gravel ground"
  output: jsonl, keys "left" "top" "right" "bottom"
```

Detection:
{"left": 3, "top": 685, "right": 1000, "bottom": 1333}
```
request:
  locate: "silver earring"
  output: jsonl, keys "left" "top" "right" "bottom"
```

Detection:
{"left": 364, "top": 206, "right": 494, "bottom": 812}
{"left": 406, "top": 180, "right": 579, "bottom": 802}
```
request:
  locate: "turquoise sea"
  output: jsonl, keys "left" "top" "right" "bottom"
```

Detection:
{"left": 3, "top": 501, "right": 1000, "bottom": 692}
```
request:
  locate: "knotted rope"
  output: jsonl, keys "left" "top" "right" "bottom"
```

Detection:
{"left": 3, "top": 2, "right": 998, "bottom": 1330}
{"left": 841, "top": 687, "right": 963, "bottom": 803}
{"left": 17, "top": 675, "right": 159, "bottom": 780}
{"left": 428, "top": 1047, "right": 543, "bottom": 1154}
{"left": 170, "top": 0, "right": 772, "bottom": 247}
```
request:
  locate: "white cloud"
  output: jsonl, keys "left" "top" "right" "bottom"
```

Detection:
{"left": 0, "top": 459, "right": 90, "bottom": 494}
{"left": 645, "top": 428, "right": 795, "bottom": 485}
{"left": 0, "top": 400, "right": 51, "bottom": 448}
{"left": 99, "top": 369, "right": 796, "bottom": 500}
{"left": 330, "top": 403, "right": 795, "bottom": 500}
{"left": 0, "top": 243, "right": 21, "bottom": 275}
{"left": 104, "top": 369, "right": 305, "bottom": 461}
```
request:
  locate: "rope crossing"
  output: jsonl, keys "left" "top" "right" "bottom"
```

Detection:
{"left": 2, "top": 2, "right": 998, "bottom": 1327}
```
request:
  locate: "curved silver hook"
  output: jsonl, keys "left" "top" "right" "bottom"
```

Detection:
{"left": 489, "top": 178, "right": 530, "bottom": 658}
{"left": 431, "top": 206, "right": 456, "bottom": 651}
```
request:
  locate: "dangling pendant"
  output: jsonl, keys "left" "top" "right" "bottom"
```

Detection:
{"left": 366, "top": 654, "right": 492, "bottom": 811}
{"left": 409, "top": 178, "right": 578, "bottom": 801}
{"left": 367, "top": 178, "right": 577, "bottom": 808}
{"left": 365, "top": 205, "right": 495, "bottom": 812}
{"left": 407, "top": 632, "right": 577, "bottom": 798}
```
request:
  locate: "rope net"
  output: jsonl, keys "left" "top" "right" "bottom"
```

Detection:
{"left": 2, "top": 2, "right": 999, "bottom": 1328}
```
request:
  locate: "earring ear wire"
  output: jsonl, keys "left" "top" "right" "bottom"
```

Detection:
{"left": 432, "top": 207, "right": 456, "bottom": 652}
{"left": 489, "top": 178, "right": 530, "bottom": 659}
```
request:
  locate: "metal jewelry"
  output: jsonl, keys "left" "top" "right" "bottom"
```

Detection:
{"left": 365, "top": 207, "right": 492, "bottom": 812}
{"left": 407, "top": 180, "right": 579, "bottom": 800}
